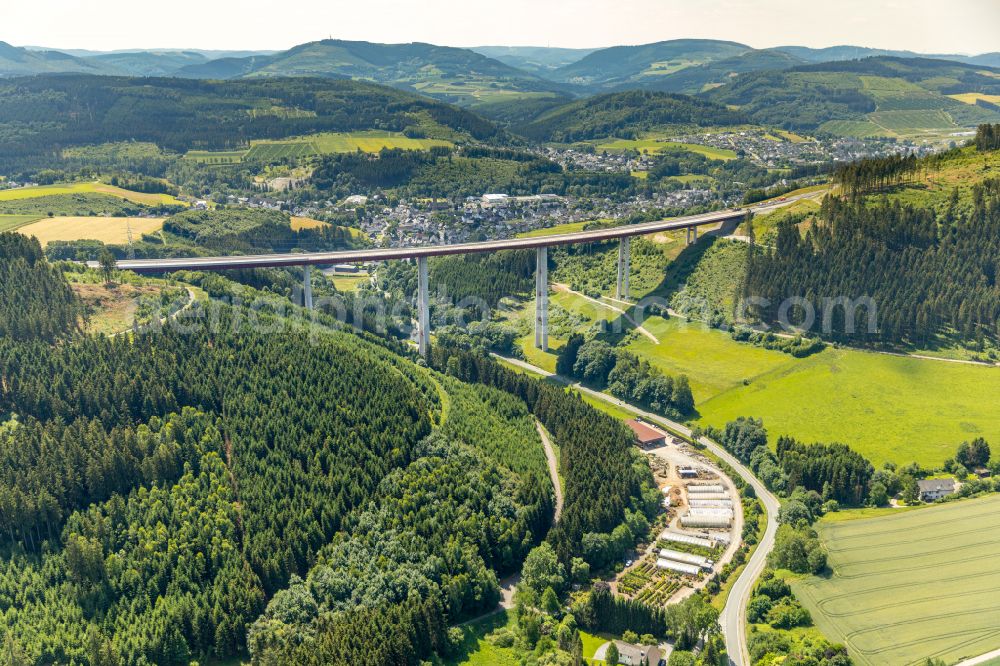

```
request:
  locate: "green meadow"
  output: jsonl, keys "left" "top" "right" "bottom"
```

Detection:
{"left": 629, "top": 317, "right": 1000, "bottom": 467}
{"left": 516, "top": 220, "right": 592, "bottom": 238}
{"left": 792, "top": 495, "right": 1000, "bottom": 666}
{"left": 184, "top": 131, "right": 452, "bottom": 163}
{"left": 511, "top": 287, "right": 1000, "bottom": 468}
{"left": 594, "top": 137, "right": 737, "bottom": 161}
{"left": 0, "top": 214, "right": 41, "bottom": 233}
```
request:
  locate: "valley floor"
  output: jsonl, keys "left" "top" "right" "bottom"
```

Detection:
{"left": 510, "top": 290, "right": 1000, "bottom": 468}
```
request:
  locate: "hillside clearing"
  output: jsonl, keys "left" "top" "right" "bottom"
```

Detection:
{"left": 595, "top": 137, "right": 737, "bottom": 160}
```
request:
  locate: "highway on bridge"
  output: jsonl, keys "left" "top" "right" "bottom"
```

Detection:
{"left": 103, "top": 208, "right": 746, "bottom": 274}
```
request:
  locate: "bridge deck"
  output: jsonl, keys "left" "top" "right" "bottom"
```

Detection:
{"left": 104, "top": 209, "right": 746, "bottom": 274}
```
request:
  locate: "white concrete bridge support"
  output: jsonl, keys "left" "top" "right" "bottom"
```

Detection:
{"left": 535, "top": 246, "right": 549, "bottom": 350}
{"left": 417, "top": 256, "right": 430, "bottom": 358}
{"left": 616, "top": 236, "right": 631, "bottom": 301}
{"left": 686, "top": 226, "right": 699, "bottom": 245}
{"left": 303, "top": 265, "right": 313, "bottom": 310}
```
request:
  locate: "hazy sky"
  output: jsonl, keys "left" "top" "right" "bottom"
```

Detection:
{"left": 6, "top": 0, "right": 999, "bottom": 55}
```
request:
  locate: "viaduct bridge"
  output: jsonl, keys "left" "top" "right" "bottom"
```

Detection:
{"left": 105, "top": 208, "right": 747, "bottom": 356}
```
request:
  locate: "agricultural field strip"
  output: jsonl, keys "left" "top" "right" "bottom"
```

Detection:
{"left": 793, "top": 495, "right": 1000, "bottom": 666}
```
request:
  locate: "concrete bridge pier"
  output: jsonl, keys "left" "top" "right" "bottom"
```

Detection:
{"left": 616, "top": 236, "right": 631, "bottom": 301}
{"left": 417, "top": 256, "right": 430, "bottom": 357}
{"left": 535, "top": 246, "right": 549, "bottom": 350}
{"left": 686, "top": 226, "right": 699, "bottom": 245}
{"left": 303, "top": 265, "right": 313, "bottom": 310}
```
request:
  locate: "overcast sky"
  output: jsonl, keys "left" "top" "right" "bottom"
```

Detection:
{"left": 6, "top": 0, "right": 999, "bottom": 55}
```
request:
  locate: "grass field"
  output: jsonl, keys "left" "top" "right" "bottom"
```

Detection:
{"left": 868, "top": 109, "right": 958, "bottom": 134}
{"left": 819, "top": 119, "right": 890, "bottom": 138}
{"left": 185, "top": 131, "right": 451, "bottom": 163}
{"left": 792, "top": 495, "right": 1000, "bottom": 666}
{"left": 517, "top": 221, "right": 592, "bottom": 238}
{"left": 513, "top": 285, "right": 1000, "bottom": 467}
{"left": 0, "top": 182, "right": 182, "bottom": 207}
{"left": 330, "top": 275, "right": 368, "bottom": 292}
{"left": 0, "top": 214, "right": 41, "bottom": 232}
{"left": 594, "top": 137, "right": 737, "bottom": 161}
{"left": 182, "top": 150, "right": 246, "bottom": 164}
{"left": 773, "top": 129, "right": 810, "bottom": 143}
{"left": 18, "top": 216, "right": 165, "bottom": 245}
{"left": 627, "top": 317, "right": 1000, "bottom": 467}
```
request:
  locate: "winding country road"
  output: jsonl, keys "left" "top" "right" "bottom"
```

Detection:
{"left": 536, "top": 420, "right": 564, "bottom": 523}
{"left": 494, "top": 355, "right": 779, "bottom": 666}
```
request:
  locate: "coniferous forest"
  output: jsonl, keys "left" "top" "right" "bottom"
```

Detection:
{"left": 744, "top": 175, "right": 1000, "bottom": 345}
{"left": 0, "top": 233, "right": 648, "bottom": 664}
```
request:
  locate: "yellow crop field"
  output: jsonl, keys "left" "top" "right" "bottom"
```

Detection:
{"left": 948, "top": 93, "right": 1000, "bottom": 105}
{"left": 0, "top": 182, "right": 184, "bottom": 207}
{"left": 18, "top": 216, "right": 165, "bottom": 245}
{"left": 290, "top": 216, "right": 329, "bottom": 231}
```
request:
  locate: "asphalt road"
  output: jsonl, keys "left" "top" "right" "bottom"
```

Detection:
{"left": 494, "top": 355, "right": 779, "bottom": 666}
{"left": 99, "top": 208, "right": 746, "bottom": 274}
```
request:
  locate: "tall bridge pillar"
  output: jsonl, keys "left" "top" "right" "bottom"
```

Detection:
{"left": 616, "top": 236, "right": 631, "bottom": 301}
{"left": 535, "top": 246, "right": 549, "bottom": 350}
{"left": 303, "top": 265, "right": 313, "bottom": 310}
{"left": 686, "top": 226, "right": 699, "bottom": 245}
{"left": 417, "top": 256, "right": 430, "bottom": 358}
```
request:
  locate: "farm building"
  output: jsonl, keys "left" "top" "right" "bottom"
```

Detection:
{"left": 918, "top": 478, "right": 957, "bottom": 501}
{"left": 680, "top": 513, "right": 732, "bottom": 528}
{"left": 659, "top": 530, "right": 716, "bottom": 548}
{"left": 656, "top": 558, "right": 702, "bottom": 576}
{"left": 688, "top": 507, "right": 734, "bottom": 518}
{"left": 689, "top": 498, "right": 733, "bottom": 508}
{"left": 625, "top": 419, "right": 667, "bottom": 448}
{"left": 688, "top": 484, "right": 725, "bottom": 494}
{"left": 658, "top": 548, "right": 712, "bottom": 569}
{"left": 678, "top": 467, "right": 700, "bottom": 478}
{"left": 686, "top": 492, "right": 729, "bottom": 500}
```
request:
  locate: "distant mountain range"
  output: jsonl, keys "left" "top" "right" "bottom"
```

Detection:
{"left": 470, "top": 46, "right": 599, "bottom": 76}
{"left": 3, "top": 38, "right": 996, "bottom": 92}
{"left": 2, "top": 38, "right": 999, "bottom": 138}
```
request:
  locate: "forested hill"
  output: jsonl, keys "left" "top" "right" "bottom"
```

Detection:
{"left": 174, "top": 39, "right": 570, "bottom": 105}
{"left": 0, "top": 243, "right": 648, "bottom": 662}
{"left": 744, "top": 135, "right": 1000, "bottom": 346}
{"left": 0, "top": 75, "right": 503, "bottom": 160}
{"left": 515, "top": 90, "right": 747, "bottom": 142}
{"left": 0, "top": 41, "right": 116, "bottom": 77}
{"left": 705, "top": 56, "right": 1000, "bottom": 130}
{"left": 548, "top": 39, "right": 751, "bottom": 88}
